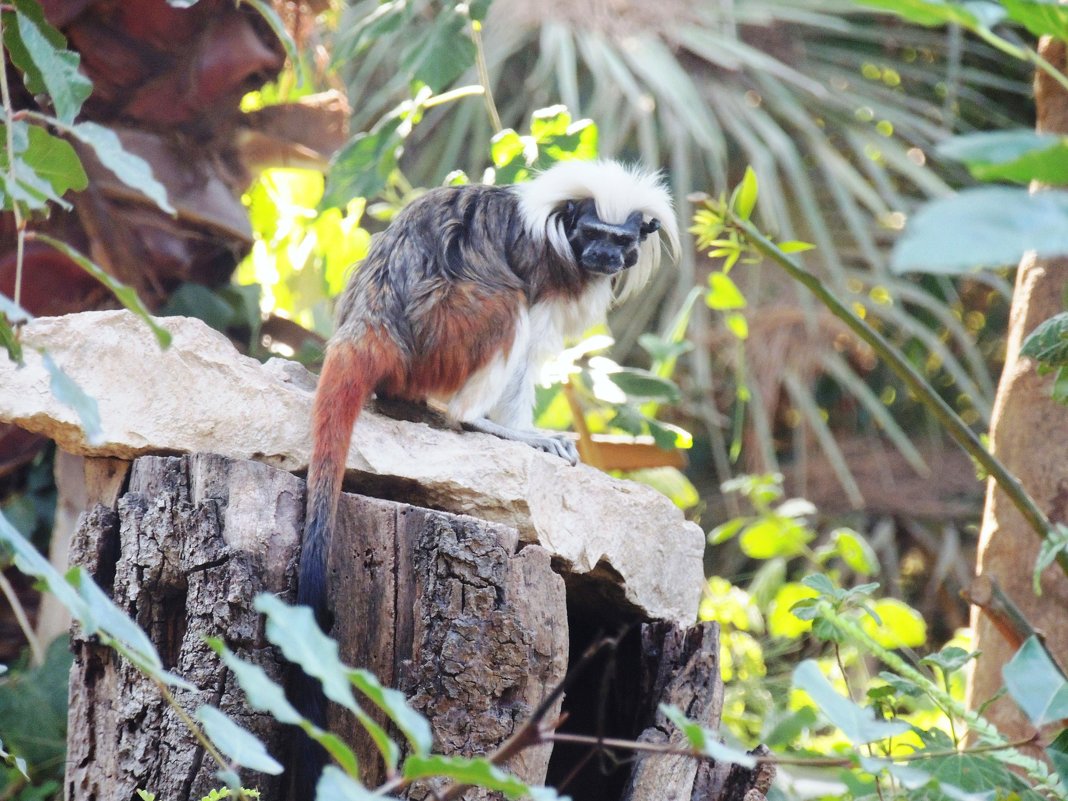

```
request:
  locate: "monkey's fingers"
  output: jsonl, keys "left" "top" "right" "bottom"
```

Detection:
{"left": 463, "top": 419, "right": 580, "bottom": 466}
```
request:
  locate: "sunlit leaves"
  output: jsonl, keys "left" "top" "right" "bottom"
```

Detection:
{"left": 491, "top": 106, "right": 598, "bottom": 185}
{"left": 857, "top": 598, "right": 927, "bottom": 649}
{"left": 1022, "top": 312, "right": 1068, "bottom": 367}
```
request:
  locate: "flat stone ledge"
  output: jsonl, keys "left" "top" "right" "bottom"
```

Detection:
{"left": 0, "top": 310, "right": 704, "bottom": 624}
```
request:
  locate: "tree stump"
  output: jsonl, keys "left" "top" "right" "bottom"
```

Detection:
{"left": 64, "top": 452, "right": 772, "bottom": 801}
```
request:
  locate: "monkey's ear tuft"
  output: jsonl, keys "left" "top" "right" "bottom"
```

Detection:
{"left": 640, "top": 218, "right": 661, "bottom": 240}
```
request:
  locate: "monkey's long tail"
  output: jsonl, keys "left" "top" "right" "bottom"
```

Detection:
{"left": 292, "top": 337, "right": 390, "bottom": 798}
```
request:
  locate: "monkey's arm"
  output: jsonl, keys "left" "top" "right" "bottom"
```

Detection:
{"left": 462, "top": 417, "right": 579, "bottom": 465}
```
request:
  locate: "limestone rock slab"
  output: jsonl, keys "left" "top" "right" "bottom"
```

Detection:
{"left": 0, "top": 310, "right": 704, "bottom": 623}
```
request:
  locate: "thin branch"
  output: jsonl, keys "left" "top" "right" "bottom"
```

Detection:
{"left": 468, "top": 18, "right": 501, "bottom": 134}
{"left": 727, "top": 212, "right": 1068, "bottom": 579}
{"left": 156, "top": 681, "right": 230, "bottom": 773}
{"left": 0, "top": 568, "right": 44, "bottom": 665}
{"left": 0, "top": 12, "right": 27, "bottom": 309}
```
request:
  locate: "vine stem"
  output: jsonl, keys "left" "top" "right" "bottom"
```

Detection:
{"left": 727, "top": 211, "right": 1068, "bottom": 578}
{"left": 469, "top": 17, "right": 502, "bottom": 134}
{"left": 0, "top": 12, "right": 27, "bottom": 310}
{"left": 817, "top": 602, "right": 1061, "bottom": 791}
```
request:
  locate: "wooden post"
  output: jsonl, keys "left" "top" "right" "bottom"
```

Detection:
{"left": 65, "top": 453, "right": 772, "bottom": 801}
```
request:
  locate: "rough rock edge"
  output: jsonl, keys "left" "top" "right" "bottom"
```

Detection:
{"left": 0, "top": 310, "right": 703, "bottom": 624}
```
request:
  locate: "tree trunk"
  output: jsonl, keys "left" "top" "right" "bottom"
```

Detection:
{"left": 967, "top": 38, "right": 1068, "bottom": 743}
{"left": 65, "top": 453, "right": 772, "bottom": 801}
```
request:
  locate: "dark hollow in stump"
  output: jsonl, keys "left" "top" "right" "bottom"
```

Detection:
{"left": 64, "top": 452, "right": 773, "bottom": 801}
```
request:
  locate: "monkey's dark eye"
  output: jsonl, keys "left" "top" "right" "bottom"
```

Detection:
{"left": 580, "top": 222, "right": 605, "bottom": 241}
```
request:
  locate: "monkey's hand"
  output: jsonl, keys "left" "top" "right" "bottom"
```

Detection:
{"left": 463, "top": 419, "right": 580, "bottom": 465}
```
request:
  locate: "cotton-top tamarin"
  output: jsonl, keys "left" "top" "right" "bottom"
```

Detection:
{"left": 292, "top": 159, "right": 678, "bottom": 792}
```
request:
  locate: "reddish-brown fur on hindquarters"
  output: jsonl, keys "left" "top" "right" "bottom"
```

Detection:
{"left": 300, "top": 331, "right": 403, "bottom": 620}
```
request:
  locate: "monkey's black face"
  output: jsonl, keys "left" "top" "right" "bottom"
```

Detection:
{"left": 563, "top": 199, "right": 661, "bottom": 275}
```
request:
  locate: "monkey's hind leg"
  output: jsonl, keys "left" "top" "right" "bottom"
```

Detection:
{"left": 463, "top": 418, "right": 579, "bottom": 465}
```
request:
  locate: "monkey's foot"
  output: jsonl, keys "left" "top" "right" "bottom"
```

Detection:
{"left": 463, "top": 419, "right": 579, "bottom": 465}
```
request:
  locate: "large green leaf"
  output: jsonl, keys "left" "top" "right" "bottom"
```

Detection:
{"left": 41, "top": 351, "right": 102, "bottom": 445}
{"left": 1003, "top": 635, "right": 1068, "bottom": 727}
{"left": 13, "top": 10, "right": 91, "bottom": 124}
{"left": 195, "top": 705, "right": 283, "bottom": 775}
{"left": 400, "top": 7, "right": 475, "bottom": 93}
{"left": 322, "top": 118, "right": 403, "bottom": 208}
{"left": 33, "top": 234, "right": 172, "bottom": 348}
{"left": 254, "top": 594, "right": 358, "bottom": 712}
{"left": 349, "top": 669, "right": 432, "bottom": 756}
{"left": 937, "top": 130, "right": 1068, "bottom": 184}
{"left": 891, "top": 187, "right": 1068, "bottom": 274}
{"left": 1001, "top": 0, "right": 1068, "bottom": 39}
{"left": 21, "top": 123, "right": 88, "bottom": 197}
{"left": 66, "top": 122, "right": 175, "bottom": 215}
{"left": 793, "top": 660, "right": 909, "bottom": 744}
{"left": 402, "top": 755, "right": 564, "bottom": 801}
{"left": 1022, "top": 312, "right": 1068, "bottom": 367}
{"left": 316, "top": 767, "right": 382, "bottom": 801}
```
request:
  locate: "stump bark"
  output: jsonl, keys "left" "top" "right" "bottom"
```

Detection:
{"left": 65, "top": 452, "right": 772, "bottom": 801}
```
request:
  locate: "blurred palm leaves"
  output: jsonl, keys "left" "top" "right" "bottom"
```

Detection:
{"left": 331, "top": 0, "right": 1025, "bottom": 503}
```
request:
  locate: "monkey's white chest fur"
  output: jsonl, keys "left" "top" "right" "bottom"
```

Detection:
{"left": 436, "top": 279, "right": 615, "bottom": 430}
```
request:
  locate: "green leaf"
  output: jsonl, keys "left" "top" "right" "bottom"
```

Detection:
{"left": 659, "top": 705, "right": 757, "bottom": 767}
{"left": 349, "top": 669, "right": 432, "bottom": 756}
{"left": 800, "top": 573, "right": 838, "bottom": 597}
{"left": 196, "top": 706, "right": 283, "bottom": 775}
{"left": 1034, "top": 524, "right": 1068, "bottom": 592}
{"left": 627, "top": 467, "right": 699, "bottom": 510}
{"left": 490, "top": 129, "right": 531, "bottom": 169}
{"left": 1022, "top": 312, "right": 1068, "bottom": 367}
{"left": 858, "top": 598, "right": 927, "bottom": 648}
{"left": 730, "top": 166, "right": 758, "bottom": 221}
{"left": 709, "top": 517, "right": 747, "bottom": 545}
{"left": 322, "top": 119, "right": 403, "bottom": 208}
{"left": 921, "top": 647, "right": 978, "bottom": 676}
{"left": 724, "top": 312, "right": 749, "bottom": 340}
{"left": 1047, "top": 727, "right": 1068, "bottom": 784}
{"left": 602, "top": 367, "right": 681, "bottom": 403}
{"left": 0, "top": 312, "right": 21, "bottom": 363}
{"left": 21, "top": 124, "right": 88, "bottom": 197}
{"left": 891, "top": 187, "right": 1068, "bottom": 274}
{"left": 852, "top": 0, "right": 1004, "bottom": 29}
{"left": 2, "top": 0, "right": 65, "bottom": 97}
{"left": 1003, "top": 635, "right": 1068, "bottom": 726}
{"left": 254, "top": 594, "right": 358, "bottom": 712}
{"left": 33, "top": 234, "right": 172, "bottom": 348}
{"left": 706, "top": 272, "right": 747, "bottom": 310}
{"left": 937, "top": 130, "right": 1068, "bottom": 184}
{"left": 66, "top": 122, "right": 175, "bottom": 215}
{"left": 316, "top": 767, "right": 381, "bottom": 801}
{"left": 12, "top": 9, "right": 91, "bottom": 124}
{"left": 792, "top": 661, "right": 909, "bottom": 744}
{"left": 41, "top": 351, "right": 102, "bottom": 445}
{"left": 400, "top": 7, "right": 476, "bottom": 93}
{"left": 877, "top": 671, "right": 925, "bottom": 698}
{"left": 778, "top": 240, "right": 815, "bottom": 254}
{"left": 1002, "top": 0, "right": 1068, "bottom": 40}
{"left": 830, "top": 528, "right": 879, "bottom": 575}
{"left": 207, "top": 639, "right": 302, "bottom": 726}
{"left": 242, "top": 0, "right": 300, "bottom": 79}
{"left": 738, "top": 516, "right": 813, "bottom": 559}
{"left": 402, "top": 755, "right": 565, "bottom": 800}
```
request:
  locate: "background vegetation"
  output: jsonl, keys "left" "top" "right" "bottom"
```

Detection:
{"left": 3, "top": 0, "right": 1068, "bottom": 799}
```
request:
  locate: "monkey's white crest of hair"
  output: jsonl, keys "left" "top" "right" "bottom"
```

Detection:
{"left": 514, "top": 160, "right": 680, "bottom": 303}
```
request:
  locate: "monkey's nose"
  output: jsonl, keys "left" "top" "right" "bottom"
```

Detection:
{"left": 582, "top": 244, "right": 626, "bottom": 274}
